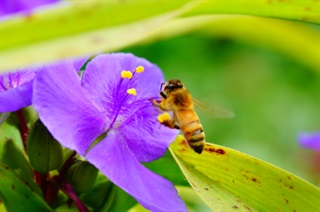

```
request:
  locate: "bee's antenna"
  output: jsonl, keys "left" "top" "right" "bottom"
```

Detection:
{"left": 160, "top": 82, "right": 165, "bottom": 91}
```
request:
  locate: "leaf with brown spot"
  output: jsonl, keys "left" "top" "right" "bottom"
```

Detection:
{"left": 170, "top": 135, "right": 320, "bottom": 211}
{"left": 0, "top": 162, "right": 52, "bottom": 211}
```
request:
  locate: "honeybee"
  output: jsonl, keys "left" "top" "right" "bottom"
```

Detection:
{"left": 152, "top": 79, "right": 205, "bottom": 154}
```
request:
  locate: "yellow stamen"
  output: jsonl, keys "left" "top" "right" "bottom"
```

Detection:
{"left": 121, "top": 70, "right": 133, "bottom": 79}
{"left": 135, "top": 66, "right": 144, "bottom": 73}
{"left": 157, "top": 112, "right": 171, "bottom": 123}
{"left": 127, "top": 88, "right": 137, "bottom": 96}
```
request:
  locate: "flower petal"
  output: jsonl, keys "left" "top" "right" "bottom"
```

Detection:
{"left": 0, "top": 80, "right": 33, "bottom": 112}
{"left": 81, "top": 53, "right": 178, "bottom": 161}
{"left": 86, "top": 130, "right": 187, "bottom": 212}
{"left": 0, "top": 0, "right": 59, "bottom": 16}
{"left": 81, "top": 53, "right": 164, "bottom": 114}
{"left": 0, "top": 68, "right": 35, "bottom": 112}
{"left": 298, "top": 132, "right": 320, "bottom": 151}
{"left": 121, "top": 101, "right": 179, "bottom": 162}
{"left": 33, "top": 60, "right": 106, "bottom": 155}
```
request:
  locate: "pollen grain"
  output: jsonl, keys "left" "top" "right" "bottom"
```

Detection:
{"left": 157, "top": 112, "right": 171, "bottom": 123}
{"left": 135, "top": 66, "right": 144, "bottom": 73}
{"left": 121, "top": 70, "right": 133, "bottom": 79}
{"left": 127, "top": 88, "right": 137, "bottom": 96}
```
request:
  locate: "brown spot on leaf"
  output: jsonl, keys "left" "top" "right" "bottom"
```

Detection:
{"left": 205, "top": 187, "right": 209, "bottom": 190}
{"left": 180, "top": 140, "right": 188, "bottom": 147}
{"left": 216, "top": 149, "right": 225, "bottom": 155}
{"left": 284, "top": 198, "right": 289, "bottom": 204}
{"left": 204, "top": 147, "right": 226, "bottom": 155}
{"left": 232, "top": 205, "right": 238, "bottom": 209}
{"left": 251, "top": 178, "right": 260, "bottom": 183}
{"left": 244, "top": 205, "right": 252, "bottom": 211}
{"left": 11, "top": 185, "right": 15, "bottom": 190}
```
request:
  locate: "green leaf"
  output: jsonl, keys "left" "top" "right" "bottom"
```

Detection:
{"left": 144, "top": 150, "right": 189, "bottom": 186}
{"left": 128, "top": 186, "right": 211, "bottom": 212}
{"left": 0, "top": 162, "right": 52, "bottom": 212}
{"left": 81, "top": 173, "right": 136, "bottom": 212}
{"left": 107, "top": 186, "right": 137, "bottom": 212}
{"left": 146, "top": 15, "right": 320, "bottom": 72}
{"left": 184, "top": 0, "right": 320, "bottom": 23}
{"left": 170, "top": 135, "right": 320, "bottom": 211}
{"left": 27, "top": 120, "right": 63, "bottom": 174}
{"left": 0, "top": 139, "right": 33, "bottom": 180}
{"left": 1, "top": 0, "right": 318, "bottom": 71}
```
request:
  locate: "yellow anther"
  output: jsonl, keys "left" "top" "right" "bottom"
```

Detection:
{"left": 127, "top": 88, "right": 137, "bottom": 96}
{"left": 135, "top": 66, "right": 144, "bottom": 73}
{"left": 157, "top": 112, "right": 171, "bottom": 123}
{"left": 121, "top": 70, "right": 133, "bottom": 79}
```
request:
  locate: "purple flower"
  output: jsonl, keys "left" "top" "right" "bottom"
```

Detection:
{"left": 33, "top": 53, "right": 187, "bottom": 211}
{"left": 0, "top": 0, "right": 59, "bottom": 17}
{"left": 0, "top": 58, "right": 87, "bottom": 113}
{"left": 298, "top": 132, "right": 320, "bottom": 151}
{"left": 0, "top": 69, "right": 35, "bottom": 112}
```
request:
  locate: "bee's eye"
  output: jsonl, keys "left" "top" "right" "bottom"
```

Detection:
{"left": 165, "top": 83, "right": 182, "bottom": 91}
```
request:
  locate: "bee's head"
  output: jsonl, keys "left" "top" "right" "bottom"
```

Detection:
{"left": 160, "top": 79, "right": 184, "bottom": 94}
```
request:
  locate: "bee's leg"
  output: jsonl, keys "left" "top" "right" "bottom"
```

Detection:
{"left": 161, "top": 119, "right": 176, "bottom": 129}
{"left": 160, "top": 91, "right": 167, "bottom": 99}
{"left": 161, "top": 116, "right": 180, "bottom": 129}
{"left": 150, "top": 99, "right": 169, "bottom": 111}
{"left": 173, "top": 123, "right": 180, "bottom": 130}
{"left": 151, "top": 99, "right": 161, "bottom": 107}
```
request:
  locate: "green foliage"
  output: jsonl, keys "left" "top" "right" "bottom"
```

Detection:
{"left": 0, "top": 139, "right": 33, "bottom": 180}
{"left": 1, "top": 0, "right": 319, "bottom": 70}
{"left": 27, "top": 120, "right": 63, "bottom": 174}
{"left": 81, "top": 174, "right": 137, "bottom": 212}
{"left": 0, "top": 162, "right": 52, "bottom": 212}
{"left": 170, "top": 136, "right": 320, "bottom": 211}
{"left": 65, "top": 160, "right": 98, "bottom": 193}
{"left": 144, "top": 150, "right": 189, "bottom": 186}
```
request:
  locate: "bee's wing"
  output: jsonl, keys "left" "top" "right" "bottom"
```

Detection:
{"left": 193, "top": 98, "right": 235, "bottom": 119}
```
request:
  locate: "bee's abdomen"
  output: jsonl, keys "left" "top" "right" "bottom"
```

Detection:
{"left": 181, "top": 119, "right": 205, "bottom": 154}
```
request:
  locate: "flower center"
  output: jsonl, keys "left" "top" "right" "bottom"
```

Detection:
{"left": 108, "top": 66, "right": 145, "bottom": 130}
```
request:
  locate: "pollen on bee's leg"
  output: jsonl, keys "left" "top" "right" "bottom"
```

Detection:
{"left": 135, "top": 66, "right": 144, "bottom": 73}
{"left": 121, "top": 70, "right": 133, "bottom": 79}
{"left": 157, "top": 112, "right": 171, "bottom": 123}
{"left": 127, "top": 88, "right": 137, "bottom": 96}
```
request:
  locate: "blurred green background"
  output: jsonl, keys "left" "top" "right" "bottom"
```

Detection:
{"left": 123, "top": 28, "right": 319, "bottom": 185}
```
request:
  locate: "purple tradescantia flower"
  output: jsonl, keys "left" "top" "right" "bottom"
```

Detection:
{"left": 0, "top": 58, "right": 87, "bottom": 113}
{"left": 0, "top": 0, "right": 59, "bottom": 17}
{"left": 0, "top": 69, "right": 35, "bottom": 112}
{"left": 298, "top": 132, "right": 320, "bottom": 151}
{"left": 33, "top": 53, "right": 187, "bottom": 211}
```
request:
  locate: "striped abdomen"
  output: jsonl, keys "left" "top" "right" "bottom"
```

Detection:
{"left": 176, "top": 109, "right": 205, "bottom": 154}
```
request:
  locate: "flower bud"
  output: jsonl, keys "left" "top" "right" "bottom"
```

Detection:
{"left": 65, "top": 160, "right": 98, "bottom": 193}
{"left": 27, "top": 119, "right": 63, "bottom": 173}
